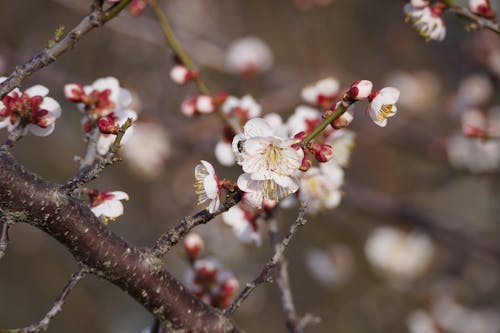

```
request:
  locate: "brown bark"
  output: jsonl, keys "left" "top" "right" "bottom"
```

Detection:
{"left": 0, "top": 150, "right": 239, "bottom": 333}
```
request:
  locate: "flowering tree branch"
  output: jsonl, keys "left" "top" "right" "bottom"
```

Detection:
{"left": 224, "top": 204, "right": 309, "bottom": 317}
{"left": 0, "top": 0, "right": 132, "bottom": 99}
{"left": 149, "top": 0, "right": 241, "bottom": 133}
{"left": 0, "top": 150, "right": 240, "bottom": 332}
{"left": 443, "top": 0, "right": 500, "bottom": 35}
{"left": 63, "top": 118, "right": 134, "bottom": 193}
{"left": 153, "top": 189, "right": 242, "bottom": 257}
{"left": 0, "top": 269, "right": 87, "bottom": 333}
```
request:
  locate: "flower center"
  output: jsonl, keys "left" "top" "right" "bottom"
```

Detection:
{"left": 377, "top": 104, "right": 394, "bottom": 122}
{"left": 265, "top": 144, "right": 282, "bottom": 171}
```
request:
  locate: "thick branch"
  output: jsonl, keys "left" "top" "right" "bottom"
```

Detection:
{"left": 224, "top": 204, "right": 309, "bottom": 316}
{"left": 1, "top": 269, "right": 87, "bottom": 333}
{"left": 0, "top": 219, "right": 9, "bottom": 260}
{"left": 0, "top": 150, "right": 239, "bottom": 332}
{"left": 0, "top": 0, "right": 132, "bottom": 99}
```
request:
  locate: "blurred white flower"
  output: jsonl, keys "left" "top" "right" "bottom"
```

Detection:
{"left": 385, "top": 70, "right": 441, "bottom": 112}
{"left": 121, "top": 121, "right": 171, "bottom": 179}
{"left": 301, "top": 77, "right": 340, "bottom": 108}
{"left": 365, "top": 226, "right": 434, "bottom": 283}
{"left": 452, "top": 75, "right": 493, "bottom": 113}
{"left": 286, "top": 106, "right": 322, "bottom": 137}
{"left": 326, "top": 129, "right": 356, "bottom": 168}
{"left": 222, "top": 204, "right": 262, "bottom": 246}
{"left": 306, "top": 245, "right": 355, "bottom": 287}
{"left": 407, "top": 310, "right": 439, "bottom": 333}
{"left": 194, "top": 160, "right": 222, "bottom": 213}
{"left": 469, "top": 0, "right": 496, "bottom": 19}
{"left": 225, "top": 36, "right": 273, "bottom": 75}
{"left": 447, "top": 133, "right": 500, "bottom": 173}
{"left": 222, "top": 95, "right": 262, "bottom": 119}
{"left": 298, "top": 164, "right": 344, "bottom": 213}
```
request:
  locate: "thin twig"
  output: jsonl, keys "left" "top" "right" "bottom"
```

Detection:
{"left": 268, "top": 218, "right": 301, "bottom": 333}
{"left": 153, "top": 189, "right": 242, "bottom": 257}
{"left": 149, "top": 0, "right": 241, "bottom": 134}
{"left": 224, "top": 203, "right": 309, "bottom": 317}
{"left": 0, "top": 0, "right": 132, "bottom": 99}
{"left": 0, "top": 219, "right": 9, "bottom": 260}
{"left": 443, "top": 0, "right": 500, "bottom": 35}
{"left": 62, "top": 119, "right": 133, "bottom": 192}
{"left": 1, "top": 125, "right": 26, "bottom": 150}
{"left": 0, "top": 269, "right": 87, "bottom": 333}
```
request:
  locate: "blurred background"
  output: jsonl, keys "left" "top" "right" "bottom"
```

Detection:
{"left": 0, "top": 0, "right": 499, "bottom": 332}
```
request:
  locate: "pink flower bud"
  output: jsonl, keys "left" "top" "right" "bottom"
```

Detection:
{"left": 262, "top": 199, "right": 277, "bottom": 210}
{"left": 294, "top": 131, "right": 307, "bottom": 141}
{"left": 469, "top": 0, "right": 496, "bottom": 19}
{"left": 64, "top": 83, "right": 85, "bottom": 102}
{"left": 347, "top": 80, "right": 373, "bottom": 100}
{"left": 169, "top": 65, "right": 190, "bottom": 85}
{"left": 181, "top": 97, "right": 197, "bottom": 117}
{"left": 183, "top": 233, "right": 205, "bottom": 260}
{"left": 129, "top": 0, "right": 148, "bottom": 16}
{"left": 196, "top": 95, "right": 215, "bottom": 114}
{"left": 98, "top": 116, "right": 120, "bottom": 134}
{"left": 219, "top": 277, "right": 239, "bottom": 298}
{"left": 299, "top": 156, "right": 312, "bottom": 171}
{"left": 315, "top": 144, "right": 333, "bottom": 163}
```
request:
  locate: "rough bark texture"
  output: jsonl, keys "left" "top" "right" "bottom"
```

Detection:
{"left": 0, "top": 150, "right": 238, "bottom": 333}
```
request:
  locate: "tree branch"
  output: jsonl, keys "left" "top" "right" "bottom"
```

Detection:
{"left": 0, "top": 150, "right": 239, "bottom": 332}
{"left": 0, "top": 0, "right": 132, "bottom": 99}
{"left": 62, "top": 118, "right": 133, "bottom": 192}
{"left": 443, "top": 0, "right": 500, "bottom": 35}
{"left": 0, "top": 269, "right": 87, "bottom": 333}
{"left": 153, "top": 189, "right": 242, "bottom": 257}
{"left": 224, "top": 204, "right": 309, "bottom": 317}
{"left": 0, "top": 219, "right": 9, "bottom": 260}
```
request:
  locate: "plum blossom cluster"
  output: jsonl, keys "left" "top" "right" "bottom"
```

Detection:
{"left": 192, "top": 77, "right": 400, "bottom": 244}
{"left": 0, "top": 78, "right": 61, "bottom": 137}
{"left": 64, "top": 77, "right": 137, "bottom": 155}
{"left": 87, "top": 189, "right": 129, "bottom": 223}
{"left": 404, "top": 0, "right": 496, "bottom": 42}
{"left": 183, "top": 233, "right": 239, "bottom": 309}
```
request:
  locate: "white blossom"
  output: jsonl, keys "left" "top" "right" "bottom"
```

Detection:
{"left": 222, "top": 205, "right": 262, "bottom": 246}
{"left": 233, "top": 118, "right": 303, "bottom": 208}
{"left": 194, "top": 160, "right": 222, "bottom": 213}
{"left": 90, "top": 190, "right": 129, "bottom": 221}
{"left": 405, "top": 5, "right": 446, "bottom": 42}
{"left": 368, "top": 87, "right": 400, "bottom": 127}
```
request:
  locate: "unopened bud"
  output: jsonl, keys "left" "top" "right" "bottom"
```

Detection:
{"left": 347, "top": 80, "right": 373, "bottom": 101}
{"left": 170, "top": 65, "right": 190, "bottom": 85}
{"left": 183, "top": 233, "right": 205, "bottom": 260}
{"left": 469, "top": 0, "right": 496, "bottom": 19}
{"left": 196, "top": 95, "right": 215, "bottom": 114}
{"left": 315, "top": 144, "right": 333, "bottom": 163}
{"left": 294, "top": 131, "right": 307, "bottom": 141}
{"left": 299, "top": 156, "right": 312, "bottom": 171}
{"left": 181, "top": 97, "right": 197, "bottom": 117}
{"left": 98, "top": 116, "right": 120, "bottom": 134}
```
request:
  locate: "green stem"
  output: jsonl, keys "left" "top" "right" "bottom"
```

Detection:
{"left": 149, "top": 0, "right": 210, "bottom": 94}
{"left": 301, "top": 104, "right": 347, "bottom": 145}
{"left": 103, "top": 0, "right": 133, "bottom": 23}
